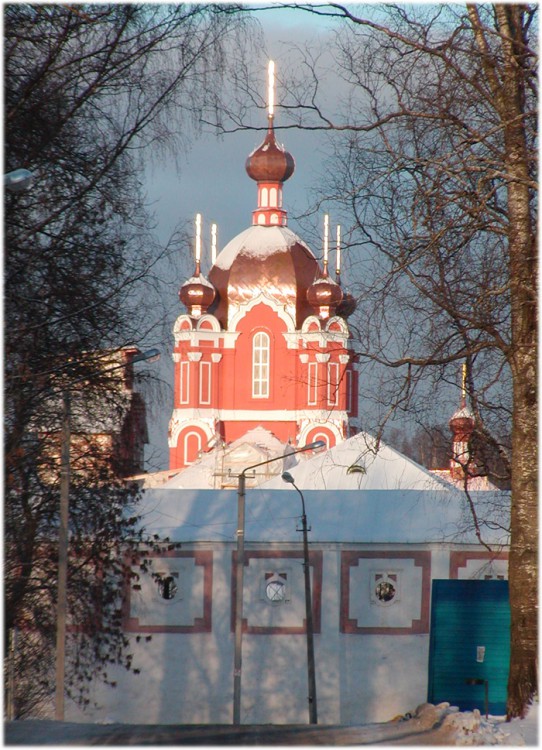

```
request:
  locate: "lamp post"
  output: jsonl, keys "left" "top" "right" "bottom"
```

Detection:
{"left": 232, "top": 440, "right": 325, "bottom": 725}
{"left": 55, "top": 348, "right": 160, "bottom": 720}
{"left": 4, "top": 168, "right": 34, "bottom": 192}
{"left": 282, "top": 471, "right": 318, "bottom": 724}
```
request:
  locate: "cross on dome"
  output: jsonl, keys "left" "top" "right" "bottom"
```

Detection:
{"left": 245, "top": 61, "right": 295, "bottom": 227}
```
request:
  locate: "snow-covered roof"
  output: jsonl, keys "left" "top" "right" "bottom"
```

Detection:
{"left": 162, "top": 427, "right": 298, "bottom": 490}
{"left": 137, "top": 485, "right": 510, "bottom": 547}
{"left": 214, "top": 225, "right": 313, "bottom": 270}
{"left": 139, "top": 432, "right": 509, "bottom": 546}
{"left": 261, "top": 432, "right": 452, "bottom": 492}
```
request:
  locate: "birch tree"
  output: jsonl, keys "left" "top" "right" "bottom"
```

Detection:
{"left": 260, "top": 2, "right": 536, "bottom": 718}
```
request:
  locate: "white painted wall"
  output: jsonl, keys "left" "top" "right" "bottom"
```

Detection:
{"left": 66, "top": 542, "right": 508, "bottom": 726}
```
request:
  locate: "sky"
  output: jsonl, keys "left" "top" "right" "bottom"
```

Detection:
{"left": 141, "top": 7, "right": 345, "bottom": 472}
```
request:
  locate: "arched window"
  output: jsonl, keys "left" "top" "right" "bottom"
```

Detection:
{"left": 184, "top": 432, "right": 202, "bottom": 465}
{"left": 261, "top": 187, "right": 269, "bottom": 207}
{"left": 269, "top": 187, "right": 277, "bottom": 207}
{"left": 310, "top": 432, "right": 330, "bottom": 450}
{"left": 252, "top": 332, "right": 270, "bottom": 398}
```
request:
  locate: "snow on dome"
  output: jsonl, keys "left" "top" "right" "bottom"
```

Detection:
{"left": 208, "top": 225, "right": 320, "bottom": 328}
{"left": 450, "top": 404, "right": 475, "bottom": 421}
{"left": 213, "top": 225, "right": 312, "bottom": 271}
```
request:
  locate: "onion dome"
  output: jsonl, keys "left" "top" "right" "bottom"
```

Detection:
{"left": 208, "top": 225, "right": 319, "bottom": 328}
{"left": 179, "top": 261, "right": 216, "bottom": 319}
{"left": 307, "top": 270, "right": 343, "bottom": 319}
{"left": 245, "top": 116, "right": 295, "bottom": 227}
{"left": 246, "top": 117, "right": 295, "bottom": 184}
{"left": 336, "top": 288, "right": 357, "bottom": 319}
{"left": 449, "top": 401, "right": 475, "bottom": 439}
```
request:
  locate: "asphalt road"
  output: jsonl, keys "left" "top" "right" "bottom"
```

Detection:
{"left": 4, "top": 719, "right": 454, "bottom": 746}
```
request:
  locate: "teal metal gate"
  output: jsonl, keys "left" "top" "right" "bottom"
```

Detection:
{"left": 428, "top": 579, "right": 510, "bottom": 715}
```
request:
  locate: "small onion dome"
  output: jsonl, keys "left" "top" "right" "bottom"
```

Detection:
{"left": 307, "top": 274, "right": 343, "bottom": 318}
{"left": 245, "top": 119, "right": 295, "bottom": 183}
{"left": 179, "top": 273, "right": 216, "bottom": 318}
{"left": 449, "top": 403, "right": 475, "bottom": 438}
{"left": 336, "top": 288, "right": 357, "bottom": 319}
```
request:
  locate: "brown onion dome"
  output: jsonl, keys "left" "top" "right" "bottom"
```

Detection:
{"left": 245, "top": 118, "right": 295, "bottom": 183}
{"left": 179, "top": 269, "right": 216, "bottom": 318}
{"left": 336, "top": 288, "right": 357, "bottom": 319}
{"left": 449, "top": 403, "right": 475, "bottom": 437}
{"left": 307, "top": 273, "right": 343, "bottom": 317}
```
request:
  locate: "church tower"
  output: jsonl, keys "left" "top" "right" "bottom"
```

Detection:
{"left": 169, "top": 63, "right": 358, "bottom": 471}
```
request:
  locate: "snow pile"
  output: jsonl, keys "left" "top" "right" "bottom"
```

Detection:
{"left": 411, "top": 701, "right": 538, "bottom": 745}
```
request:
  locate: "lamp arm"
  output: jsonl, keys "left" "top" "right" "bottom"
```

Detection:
{"left": 241, "top": 443, "right": 319, "bottom": 479}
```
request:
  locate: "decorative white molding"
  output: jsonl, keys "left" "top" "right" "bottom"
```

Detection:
{"left": 187, "top": 352, "right": 203, "bottom": 362}
{"left": 297, "top": 418, "right": 344, "bottom": 446}
{"left": 173, "top": 314, "right": 194, "bottom": 334}
{"left": 301, "top": 315, "right": 322, "bottom": 333}
{"left": 168, "top": 413, "right": 215, "bottom": 447}
{"left": 298, "top": 353, "right": 309, "bottom": 364}
{"left": 339, "top": 354, "right": 350, "bottom": 364}
{"left": 172, "top": 353, "right": 182, "bottom": 363}
{"left": 325, "top": 316, "right": 349, "bottom": 336}
{"left": 282, "top": 332, "right": 303, "bottom": 350}
{"left": 316, "top": 353, "right": 330, "bottom": 363}
{"left": 168, "top": 407, "right": 348, "bottom": 423}
{"left": 229, "top": 293, "right": 296, "bottom": 333}
{"left": 211, "top": 353, "right": 223, "bottom": 363}
{"left": 196, "top": 314, "right": 221, "bottom": 332}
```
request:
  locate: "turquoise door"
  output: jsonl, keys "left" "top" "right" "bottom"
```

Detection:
{"left": 428, "top": 580, "right": 510, "bottom": 714}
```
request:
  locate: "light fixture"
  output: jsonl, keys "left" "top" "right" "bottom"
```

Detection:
{"left": 233, "top": 439, "right": 324, "bottom": 725}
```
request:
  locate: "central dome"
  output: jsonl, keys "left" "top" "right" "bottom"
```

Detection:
{"left": 245, "top": 119, "right": 295, "bottom": 184}
{"left": 208, "top": 225, "right": 320, "bottom": 328}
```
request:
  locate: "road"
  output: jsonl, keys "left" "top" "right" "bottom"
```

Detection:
{"left": 5, "top": 719, "right": 455, "bottom": 745}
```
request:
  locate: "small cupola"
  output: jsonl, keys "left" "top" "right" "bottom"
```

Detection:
{"left": 245, "top": 61, "right": 295, "bottom": 227}
{"left": 334, "top": 224, "right": 357, "bottom": 318}
{"left": 449, "top": 364, "right": 478, "bottom": 480}
{"left": 179, "top": 213, "right": 216, "bottom": 319}
{"left": 307, "top": 214, "right": 343, "bottom": 319}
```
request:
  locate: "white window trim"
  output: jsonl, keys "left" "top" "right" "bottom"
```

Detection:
{"left": 346, "top": 369, "right": 352, "bottom": 413}
{"left": 199, "top": 361, "right": 211, "bottom": 405}
{"left": 252, "top": 331, "right": 270, "bottom": 398}
{"left": 308, "top": 362, "right": 318, "bottom": 405}
{"left": 184, "top": 431, "right": 202, "bottom": 465}
{"left": 327, "top": 362, "right": 339, "bottom": 406}
{"left": 180, "top": 361, "right": 190, "bottom": 404}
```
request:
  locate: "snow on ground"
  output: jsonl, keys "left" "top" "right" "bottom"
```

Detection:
{"left": 405, "top": 701, "right": 539, "bottom": 745}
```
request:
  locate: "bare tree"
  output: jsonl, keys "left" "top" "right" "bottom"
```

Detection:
{"left": 4, "top": 3, "right": 256, "bottom": 716}
{"left": 233, "top": 2, "right": 536, "bottom": 718}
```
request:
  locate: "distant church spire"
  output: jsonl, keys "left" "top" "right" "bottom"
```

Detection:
{"left": 449, "top": 362, "right": 477, "bottom": 480}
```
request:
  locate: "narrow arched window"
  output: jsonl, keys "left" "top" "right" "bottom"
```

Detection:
{"left": 252, "top": 332, "right": 270, "bottom": 398}
{"left": 184, "top": 432, "right": 202, "bottom": 464}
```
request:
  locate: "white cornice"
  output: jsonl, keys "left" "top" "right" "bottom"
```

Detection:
{"left": 228, "top": 293, "right": 296, "bottom": 333}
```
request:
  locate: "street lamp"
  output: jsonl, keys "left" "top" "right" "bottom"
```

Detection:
{"left": 282, "top": 471, "right": 317, "bottom": 725}
{"left": 55, "top": 348, "right": 160, "bottom": 720}
{"left": 233, "top": 440, "right": 325, "bottom": 725}
{"left": 5, "top": 168, "right": 34, "bottom": 192}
